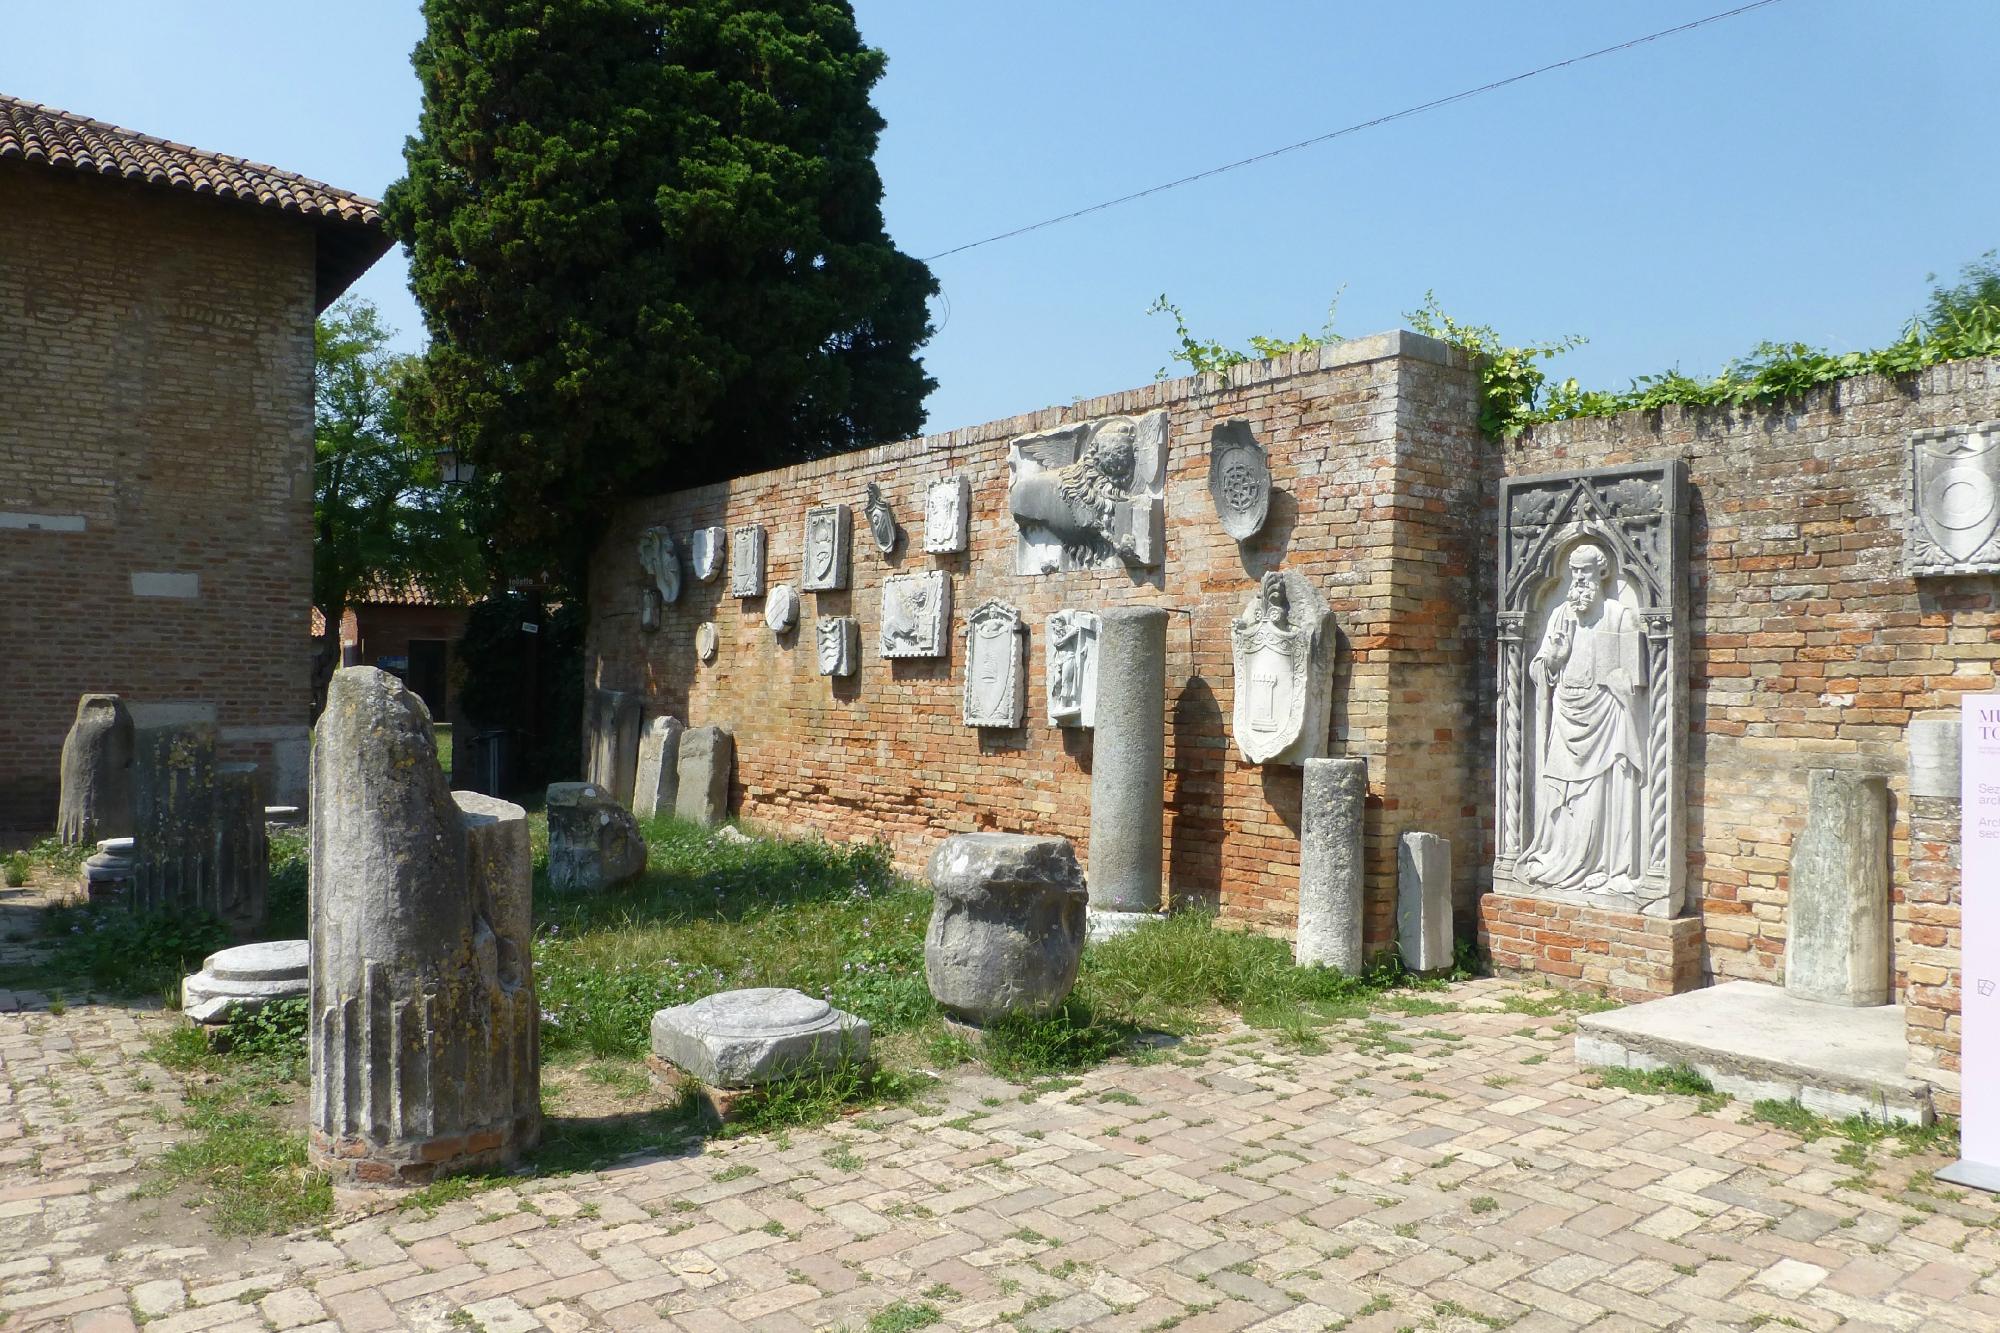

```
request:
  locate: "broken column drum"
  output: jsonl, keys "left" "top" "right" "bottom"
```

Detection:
{"left": 925, "top": 833, "right": 1088, "bottom": 1025}
{"left": 1296, "top": 757, "right": 1367, "bottom": 972}
{"left": 57, "top": 693, "right": 134, "bottom": 846}
{"left": 308, "top": 667, "right": 539, "bottom": 1186}
{"left": 1785, "top": 768, "right": 1891, "bottom": 1006}
{"left": 1087, "top": 606, "right": 1168, "bottom": 933}
{"left": 131, "top": 721, "right": 218, "bottom": 917}
{"left": 547, "top": 782, "right": 648, "bottom": 892}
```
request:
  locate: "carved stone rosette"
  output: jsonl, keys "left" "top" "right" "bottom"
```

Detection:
{"left": 1046, "top": 609, "right": 1100, "bottom": 728}
{"left": 1208, "top": 419, "right": 1270, "bottom": 542}
{"left": 880, "top": 571, "right": 950, "bottom": 658}
{"left": 1906, "top": 421, "right": 2000, "bottom": 575}
{"left": 802, "top": 505, "right": 851, "bottom": 592}
{"left": 1495, "top": 460, "right": 1689, "bottom": 918}
{"left": 963, "top": 600, "right": 1026, "bottom": 727}
{"left": 925, "top": 476, "right": 970, "bottom": 554}
{"left": 730, "top": 525, "right": 766, "bottom": 599}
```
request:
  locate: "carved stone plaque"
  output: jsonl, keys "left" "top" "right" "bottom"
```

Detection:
{"left": 765, "top": 583, "right": 798, "bottom": 635}
{"left": 1007, "top": 410, "right": 1168, "bottom": 574}
{"left": 802, "top": 504, "right": 851, "bottom": 592}
{"left": 963, "top": 600, "right": 1026, "bottom": 727}
{"left": 1907, "top": 421, "right": 2000, "bottom": 575}
{"left": 638, "top": 527, "right": 681, "bottom": 605}
{"left": 816, "top": 616, "right": 859, "bottom": 677}
{"left": 696, "top": 622, "right": 718, "bottom": 663}
{"left": 880, "top": 571, "right": 950, "bottom": 658}
{"left": 1496, "top": 461, "right": 1688, "bottom": 918}
{"left": 1208, "top": 419, "right": 1270, "bottom": 542}
{"left": 730, "top": 524, "right": 766, "bottom": 599}
{"left": 1230, "top": 570, "right": 1334, "bottom": 766}
{"left": 691, "top": 526, "right": 726, "bottom": 582}
{"left": 924, "top": 476, "right": 969, "bottom": 554}
{"left": 640, "top": 588, "right": 661, "bottom": 633}
{"left": 863, "top": 484, "right": 898, "bottom": 555}
{"left": 1046, "top": 609, "right": 1099, "bottom": 728}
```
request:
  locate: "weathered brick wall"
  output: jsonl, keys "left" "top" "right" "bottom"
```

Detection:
{"left": 0, "top": 165, "right": 317, "bottom": 830}
{"left": 1492, "top": 358, "right": 2000, "bottom": 1107}
{"left": 590, "top": 333, "right": 1487, "bottom": 946}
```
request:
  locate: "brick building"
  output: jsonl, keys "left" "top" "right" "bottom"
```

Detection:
{"left": 0, "top": 95, "right": 390, "bottom": 830}
{"left": 311, "top": 584, "right": 472, "bottom": 723}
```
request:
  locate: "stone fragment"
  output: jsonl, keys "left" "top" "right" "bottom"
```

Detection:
{"left": 633, "top": 716, "right": 685, "bottom": 820}
{"left": 212, "top": 762, "right": 268, "bottom": 937}
{"left": 1231, "top": 570, "right": 1335, "bottom": 766}
{"left": 584, "top": 688, "right": 643, "bottom": 808}
{"left": 1009, "top": 410, "right": 1168, "bottom": 573}
{"left": 182, "top": 939, "right": 308, "bottom": 1026}
{"left": 1297, "top": 757, "right": 1366, "bottom": 972}
{"left": 925, "top": 834, "right": 1087, "bottom": 1024}
{"left": 83, "top": 836, "right": 134, "bottom": 902}
{"left": 925, "top": 476, "right": 969, "bottom": 553}
{"left": 1087, "top": 607, "right": 1166, "bottom": 936}
{"left": 1906, "top": 420, "right": 2000, "bottom": 576}
{"left": 1397, "top": 832, "right": 1453, "bottom": 974}
{"left": 765, "top": 583, "right": 799, "bottom": 635}
{"left": 131, "top": 721, "right": 218, "bottom": 918}
{"left": 1908, "top": 716, "right": 1962, "bottom": 800}
{"left": 963, "top": 599, "right": 1026, "bottom": 727}
{"left": 1208, "top": 419, "right": 1270, "bottom": 542}
{"left": 697, "top": 622, "right": 718, "bottom": 663}
{"left": 650, "top": 987, "right": 870, "bottom": 1087}
{"left": 639, "top": 526, "right": 682, "bottom": 604}
{"left": 802, "top": 504, "right": 851, "bottom": 592}
{"left": 57, "top": 693, "right": 133, "bottom": 846}
{"left": 675, "top": 726, "right": 735, "bottom": 827}
{"left": 1786, "top": 769, "right": 1890, "bottom": 1006}
{"left": 1046, "top": 609, "right": 1099, "bottom": 728}
{"left": 880, "top": 571, "right": 951, "bottom": 657}
{"left": 546, "top": 782, "right": 648, "bottom": 892}
{"left": 731, "top": 524, "right": 766, "bottom": 598}
{"left": 863, "top": 482, "right": 898, "bottom": 554}
{"left": 817, "top": 616, "right": 859, "bottom": 677}
{"left": 308, "top": 667, "right": 539, "bottom": 1185}
{"left": 691, "top": 525, "right": 726, "bottom": 581}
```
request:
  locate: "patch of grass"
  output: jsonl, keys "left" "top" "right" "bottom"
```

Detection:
{"left": 1469, "top": 1196, "right": 1499, "bottom": 1214}
{"left": 866, "top": 1300, "right": 941, "bottom": 1332}
{"left": 980, "top": 999, "right": 1134, "bottom": 1077}
{"left": 1748, "top": 1100, "right": 1961, "bottom": 1157}
{"left": 265, "top": 828, "right": 309, "bottom": 939}
{"left": 1596, "top": 1066, "right": 1721, "bottom": 1108}
{"left": 2, "top": 850, "right": 29, "bottom": 886}
{"left": 31, "top": 903, "right": 229, "bottom": 997}
{"left": 580, "top": 1062, "right": 652, "bottom": 1098}
{"left": 721, "top": 1059, "right": 931, "bottom": 1137}
{"left": 1498, "top": 987, "right": 1618, "bottom": 1017}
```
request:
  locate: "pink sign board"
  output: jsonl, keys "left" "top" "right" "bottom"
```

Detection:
{"left": 1944, "top": 696, "right": 2000, "bottom": 1191}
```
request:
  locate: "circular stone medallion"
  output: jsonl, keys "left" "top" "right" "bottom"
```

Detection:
{"left": 765, "top": 584, "right": 799, "bottom": 634}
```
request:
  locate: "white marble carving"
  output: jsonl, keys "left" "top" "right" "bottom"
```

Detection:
{"left": 1046, "top": 609, "right": 1099, "bottom": 728}
{"left": 697, "top": 622, "right": 718, "bottom": 663}
{"left": 880, "top": 571, "right": 950, "bottom": 658}
{"left": 963, "top": 600, "right": 1026, "bottom": 727}
{"left": 765, "top": 583, "right": 798, "bottom": 635}
{"left": 640, "top": 588, "right": 662, "bottom": 633}
{"left": 691, "top": 526, "right": 726, "bottom": 582}
{"left": 1209, "top": 420, "right": 1270, "bottom": 542}
{"left": 1230, "top": 570, "right": 1335, "bottom": 766}
{"left": 639, "top": 527, "right": 681, "bottom": 605}
{"left": 816, "top": 616, "right": 859, "bottom": 677}
{"left": 1907, "top": 420, "right": 2000, "bottom": 575}
{"left": 803, "top": 504, "right": 851, "bottom": 592}
{"left": 925, "top": 476, "right": 969, "bottom": 554}
{"left": 1007, "top": 410, "right": 1168, "bottom": 574}
{"left": 863, "top": 484, "right": 898, "bottom": 555}
{"left": 730, "top": 524, "right": 766, "bottom": 598}
{"left": 1496, "top": 461, "right": 1688, "bottom": 917}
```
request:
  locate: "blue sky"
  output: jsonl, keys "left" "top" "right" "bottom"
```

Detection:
{"left": 6, "top": 1, "right": 1997, "bottom": 433}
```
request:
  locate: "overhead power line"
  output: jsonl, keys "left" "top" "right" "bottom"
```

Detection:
{"left": 921, "top": 0, "right": 1790, "bottom": 262}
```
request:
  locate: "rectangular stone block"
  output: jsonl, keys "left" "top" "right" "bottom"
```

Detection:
{"left": 1396, "top": 832, "right": 1452, "bottom": 974}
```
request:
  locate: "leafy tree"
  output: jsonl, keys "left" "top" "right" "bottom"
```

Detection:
{"left": 313, "top": 298, "right": 482, "bottom": 705}
{"left": 1926, "top": 249, "right": 2000, "bottom": 328}
{"left": 385, "top": 0, "right": 938, "bottom": 591}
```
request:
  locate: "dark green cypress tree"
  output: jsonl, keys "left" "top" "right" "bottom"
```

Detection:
{"left": 386, "top": 0, "right": 937, "bottom": 587}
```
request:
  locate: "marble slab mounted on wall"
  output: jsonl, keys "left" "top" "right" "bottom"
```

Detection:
{"left": 880, "top": 570, "right": 950, "bottom": 658}
{"left": 1209, "top": 419, "right": 1270, "bottom": 542}
{"left": 802, "top": 504, "right": 851, "bottom": 592}
{"left": 731, "top": 524, "right": 766, "bottom": 598}
{"left": 1494, "top": 459, "right": 1689, "bottom": 918}
{"left": 639, "top": 526, "right": 681, "bottom": 605}
{"left": 924, "top": 476, "right": 969, "bottom": 554}
{"left": 640, "top": 588, "right": 661, "bottom": 633}
{"left": 696, "top": 622, "right": 717, "bottom": 663}
{"left": 963, "top": 600, "right": 1026, "bottom": 727}
{"left": 1007, "top": 409, "right": 1168, "bottom": 574}
{"left": 765, "top": 583, "right": 798, "bottom": 635}
{"left": 1230, "top": 570, "right": 1334, "bottom": 766}
{"left": 863, "top": 484, "right": 898, "bottom": 555}
{"left": 816, "top": 616, "right": 859, "bottom": 677}
{"left": 690, "top": 526, "right": 726, "bottom": 582}
{"left": 1907, "top": 420, "right": 2000, "bottom": 575}
{"left": 1046, "top": 608, "right": 1099, "bottom": 728}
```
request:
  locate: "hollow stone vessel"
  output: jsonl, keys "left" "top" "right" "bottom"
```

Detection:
{"left": 925, "top": 833, "right": 1088, "bottom": 1025}
{"left": 57, "top": 693, "right": 133, "bottom": 846}
{"left": 308, "top": 667, "right": 539, "bottom": 1186}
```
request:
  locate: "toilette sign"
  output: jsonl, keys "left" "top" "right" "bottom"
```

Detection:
{"left": 1945, "top": 695, "right": 2000, "bottom": 1191}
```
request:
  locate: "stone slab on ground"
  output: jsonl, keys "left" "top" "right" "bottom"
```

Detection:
{"left": 650, "top": 986, "right": 869, "bottom": 1088}
{"left": 1575, "top": 978, "right": 1934, "bottom": 1124}
{"left": 181, "top": 939, "right": 308, "bottom": 1025}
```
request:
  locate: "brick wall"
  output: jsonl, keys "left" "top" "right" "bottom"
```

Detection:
{"left": 590, "top": 333, "right": 1487, "bottom": 949}
{"left": 0, "top": 164, "right": 318, "bottom": 830}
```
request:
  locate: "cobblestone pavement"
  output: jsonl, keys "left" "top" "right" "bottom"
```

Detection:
{"left": 4, "top": 892, "right": 1997, "bottom": 1332}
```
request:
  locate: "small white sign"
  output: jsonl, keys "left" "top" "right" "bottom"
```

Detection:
{"left": 1946, "top": 694, "right": 2000, "bottom": 1191}
{"left": 521, "top": 622, "right": 540, "bottom": 635}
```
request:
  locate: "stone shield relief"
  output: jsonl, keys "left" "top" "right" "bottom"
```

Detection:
{"left": 963, "top": 600, "right": 1026, "bottom": 727}
{"left": 925, "top": 476, "right": 970, "bottom": 554}
{"left": 802, "top": 504, "right": 851, "bottom": 592}
{"left": 690, "top": 526, "right": 726, "bottom": 582}
{"left": 1907, "top": 421, "right": 2000, "bottom": 575}
{"left": 1007, "top": 410, "right": 1168, "bottom": 574}
{"left": 880, "top": 571, "right": 950, "bottom": 658}
{"left": 1229, "top": 570, "right": 1334, "bottom": 766}
{"left": 816, "top": 616, "right": 859, "bottom": 677}
{"left": 730, "top": 525, "right": 766, "bottom": 599}
{"left": 1495, "top": 461, "right": 1688, "bottom": 918}
{"left": 863, "top": 484, "right": 898, "bottom": 555}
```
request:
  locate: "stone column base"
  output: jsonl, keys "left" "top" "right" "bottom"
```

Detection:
{"left": 1478, "top": 892, "right": 1704, "bottom": 1002}
{"left": 309, "top": 1119, "right": 537, "bottom": 1187}
{"left": 1086, "top": 909, "right": 1161, "bottom": 943}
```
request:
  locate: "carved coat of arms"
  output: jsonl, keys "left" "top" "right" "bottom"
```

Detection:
{"left": 963, "top": 600, "right": 1025, "bottom": 727}
{"left": 1229, "top": 570, "right": 1334, "bottom": 766}
{"left": 803, "top": 505, "right": 850, "bottom": 592}
{"left": 638, "top": 527, "right": 680, "bottom": 606}
{"left": 690, "top": 526, "right": 725, "bottom": 582}
{"left": 1907, "top": 422, "right": 2000, "bottom": 575}
{"left": 730, "top": 525, "right": 766, "bottom": 599}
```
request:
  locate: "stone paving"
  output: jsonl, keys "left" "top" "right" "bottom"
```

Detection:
{"left": 3, "top": 883, "right": 1998, "bottom": 1331}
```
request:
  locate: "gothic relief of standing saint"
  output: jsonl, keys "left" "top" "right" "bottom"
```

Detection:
{"left": 1519, "top": 544, "right": 1647, "bottom": 895}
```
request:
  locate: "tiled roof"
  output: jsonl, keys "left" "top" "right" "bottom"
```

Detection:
{"left": 0, "top": 93, "right": 392, "bottom": 309}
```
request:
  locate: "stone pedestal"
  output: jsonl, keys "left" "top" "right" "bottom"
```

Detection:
{"left": 83, "top": 837, "right": 134, "bottom": 903}
{"left": 1087, "top": 607, "right": 1167, "bottom": 937}
{"left": 1397, "top": 832, "right": 1452, "bottom": 974}
{"left": 308, "top": 667, "right": 539, "bottom": 1186}
{"left": 547, "top": 782, "right": 647, "bottom": 892}
{"left": 183, "top": 939, "right": 308, "bottom": 1026}
{"left": 57, "top": 693, "right": 133, "bottom": 846}
{"left": 1786, "top": 769, "right": 1891, "bottom": 1007}
{"left": 131, "top": 722, "right": 218, "bottom": 918}
{"left": 925, "top": 834, "right": 1087, "bottom": 1024}
{"left": 651, "top": 987, "right": 870, "bottom": 1089}
{"left": 675, "top": 726, "right": 735, "bottom": 827}
{"left": 1296, "top": 757, "right": 1366, "bottom": 972}
{"left": 633, "top": 716, "right": 685, "bottom": 820}
{"left": 213, "top": 763, "right": 268, "bottom": 938}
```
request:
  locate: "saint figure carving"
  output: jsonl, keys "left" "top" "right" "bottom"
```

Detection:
{"left": 1519, "top": 544, "right": 1646, "bottom": 895}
